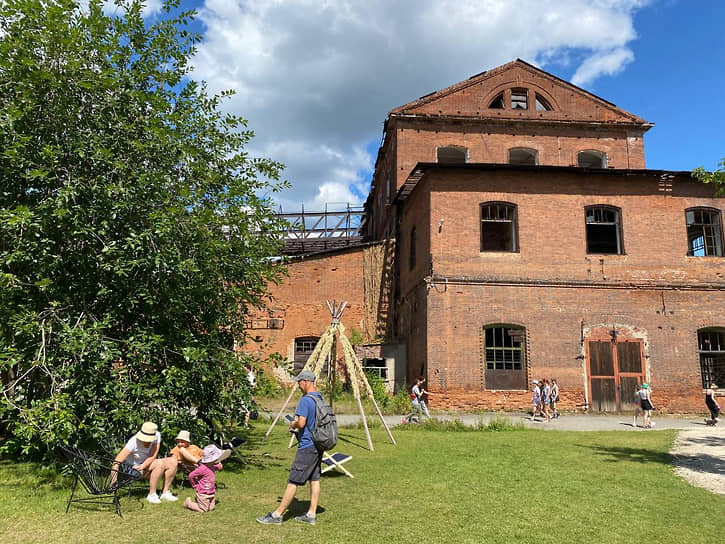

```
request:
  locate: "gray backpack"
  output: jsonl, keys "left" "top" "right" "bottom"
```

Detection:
{"left": 307, "top": 394, "right": 338, "bottom": 451}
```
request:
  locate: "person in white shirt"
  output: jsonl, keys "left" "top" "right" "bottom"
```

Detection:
{"left": 411, "top": 376, "right": 432, "bottom": 418}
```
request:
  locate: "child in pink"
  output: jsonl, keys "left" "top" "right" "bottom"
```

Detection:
{"left": 184, "top": 444, "right": 231, "bottom": 512}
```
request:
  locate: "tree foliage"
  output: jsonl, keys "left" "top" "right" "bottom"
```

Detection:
{"left": 0, "top": 0, "right": 287, "bottom": 456}
{"left": 693, "top": 158, "right": 725, "bottom": 192}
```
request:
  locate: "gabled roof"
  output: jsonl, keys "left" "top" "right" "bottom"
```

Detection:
{"left": 389, "top": 59, "right": 651, "bottom": 127}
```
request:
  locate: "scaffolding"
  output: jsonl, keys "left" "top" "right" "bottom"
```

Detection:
{"left": 277, "top": 203, "right": 365, "bottom": 255}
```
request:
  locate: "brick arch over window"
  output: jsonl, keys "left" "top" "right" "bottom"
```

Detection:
{"left": 578, "top": 150, "right": 607, "bottom": 168}
{"left": 437, "top": 145, "right": 467, "bottom": 164}
{"left": 480, "top": 201, "right": 518, "bottom": 252}
{"left": 508, "top": 147, "right": 538, "bottom": 166}
{"left": 686, "top": 207, "right": 723, "bottom": 256}
{"left": 482, "top": 324, "right": 527, "bottom": 390}
{"left": 585, "top": 204, "right": 623, "bottom": 255}
{"left": 698, "top": 328, "right": 725, "bottom": 388}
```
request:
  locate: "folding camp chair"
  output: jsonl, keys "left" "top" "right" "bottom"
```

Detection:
{"left": 321, "top": 452, "right": 354, "bottom": 478}
{"left": 59, "top": 445, "right": 143, "bottom": 518}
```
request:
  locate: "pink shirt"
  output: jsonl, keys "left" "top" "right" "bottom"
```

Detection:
{"left": 188, "top": 463, "right": 222, "bottom": 494}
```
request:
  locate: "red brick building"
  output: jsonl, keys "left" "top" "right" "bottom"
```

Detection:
{"left": 247, "top": 60, "right": 724, "bottom": 413}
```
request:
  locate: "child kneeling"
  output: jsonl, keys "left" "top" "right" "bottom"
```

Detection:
{"left": 184, "top": 444, "right": 230, "bottom": 512}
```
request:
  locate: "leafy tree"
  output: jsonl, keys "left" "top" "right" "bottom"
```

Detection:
{"left": 0, "top": 0, "right": 287, "bottom": 457}
{"left": 693, "top": 158, "right": 725, "bottom": 191}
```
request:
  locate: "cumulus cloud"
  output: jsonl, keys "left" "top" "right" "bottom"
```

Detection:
{"left": 190, "top": 0, "right": 652, "bottom": 211}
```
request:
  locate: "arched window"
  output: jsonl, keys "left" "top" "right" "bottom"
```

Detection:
{"left": 698, "top": 328, "right": 725, "bottom": 388}
{"left": 578, "top": 150, "right": 607, "bottom": 168}
{"left": 294, "top": 336, "right": 320, "bottom": 373}
{"left": 437, "top": 146, "right": 467, "bottom": 164}
{"left": 508, "top": 148, "right": 538, "bottom": 166}
{"left": 480, "top": 202, "right": 518, "bottom": 252}
{"left": 409, "top": 226, "right": 416, "bottom": 270}
{"left": 585, "top": 205, "right": 623, "bottom": 254}
{"left": 535, "top": 93, "right": 553, "bottom": 111}
{"left": 488, "top": 92, "right": 504, "bottom": 109}
{"left": 686, "top": 207, "right": 723, "bottom": 256}
{"left": 483, "top": 324, "right": 527, "bottom": 390}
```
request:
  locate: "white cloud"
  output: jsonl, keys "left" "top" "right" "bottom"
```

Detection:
{"left": 190, "top": 0, "right": 652, "bottom": 211}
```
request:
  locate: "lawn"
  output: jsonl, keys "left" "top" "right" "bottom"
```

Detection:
{"left": 1, "top": 422, "right": 723, "bottom": 543}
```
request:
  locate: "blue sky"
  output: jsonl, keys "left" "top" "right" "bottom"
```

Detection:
{"left": 137, "top": 1, "right": 724, "bottom": 211}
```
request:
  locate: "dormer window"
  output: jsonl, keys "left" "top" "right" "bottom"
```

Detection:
{"left": 511, "top": 88, "right": 528, "bottom": 109}
{"left": 509, "top": 148, "right": 538, "bottom": 166}
{"left": 437, "top": 146, "right": 468, "bottom": 164}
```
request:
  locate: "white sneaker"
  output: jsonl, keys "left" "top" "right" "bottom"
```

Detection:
{"left": 146, "top": 493, "right": 161, "bottom": 504}
{"left": 160, "top": 491, "right": 178, "bottom": 502}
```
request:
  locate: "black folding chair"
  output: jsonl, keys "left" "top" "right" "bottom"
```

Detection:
{"left": 59, "top": 445, "right": 143, "bottom": 518}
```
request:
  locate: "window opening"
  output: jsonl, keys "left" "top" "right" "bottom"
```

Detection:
{"left": 686, "top": 208, "right": 723, "bottom": 257}
{"left": 585, "top": 206, "right": 622, "bottom": 254}
{"left": 508, "top": 148, "right": 538, "bottom": 166}
{"left": 484, "top": 326, "right": 524, "bottom": 370}
{"left": 480, "top": 202, "right": 517, "bottom": 252}
{"left": 362, "top": 358, "right": 388, "bottom": 381}
{"left": 409, "top": 226, "right": 416, "bottom": 270}
{"left": 294, "top": 336, "right": 321, "bottom": 373}
{"left": 578, "top": 150, "right": 606, "bottom": 168}
{"left": 698, "top": 329, "right": 725, "bottom": 388}
{"left": 489, "top": 92, "right": 504, "bottom": 109}
{"left": 535, "top": 94, "right": 552, "bottom": 111}
{"left": 437, "top": 146, "right": 467, "bottom": 164}
{"left": 511, "top": 88, "right": 528, "bottom": 109}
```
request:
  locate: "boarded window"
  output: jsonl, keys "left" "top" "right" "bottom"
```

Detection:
{"left": 535, "top": 94, "right": 552, "bottom": 111}
{"left": 294, "top": 336, "right": 320, "bottom": 373}
{"left": 489, "top": 92, "right": 504, "bottom": 109}
{"left": 511, "top": 88, "right": 528, "bottom": 109}
{"left": 483, "top": 325, "right": 527, "bottom": 390}
{"left": 686, "top": 208, "right": 723, "bottom": 256}
{"left": 585, "top": 206, "right": 622, "bottom": 254}
{"left": 508, "top": 148, "right": 538, "bottom": 165}
{"left": 437, "top": 146, "right": 467, "bottom": 164}
{"left": 578, "top": 150, "right": 606, "bottom": 168}
{"left": 480, "top": 202, "right": 517, "bottom": 252}
{"left": 698, "top": 329, "right": 725, "bottom": 388}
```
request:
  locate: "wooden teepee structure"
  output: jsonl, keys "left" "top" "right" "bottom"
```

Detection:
{"left": 264, "top": 300, "right": 396, "bottom": 451}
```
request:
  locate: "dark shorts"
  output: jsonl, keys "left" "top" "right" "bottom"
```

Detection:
{"left": 288, "top": 446, "right": 322, "bottom": 485}
{"left": 640, "top": 399, "right": 653, "bottom": 411}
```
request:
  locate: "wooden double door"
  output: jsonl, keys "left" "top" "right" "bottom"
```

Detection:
{"left": 587, "top": 340, "right": 645, "bottom": 411}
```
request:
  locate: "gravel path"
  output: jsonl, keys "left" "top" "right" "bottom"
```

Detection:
{"left": 671, "top": 426, "right": 725, "bottom": 495}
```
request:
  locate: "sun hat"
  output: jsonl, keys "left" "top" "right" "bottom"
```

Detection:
{"left": 135, "top": 421, "right": 158, "bottom": 443}
{"left": 532, "top": 380, "right": 539, "bottom": 384}
{"left": 294, "top": 370, "right": 316, "bottom": 382}
{"left": 641, "top": 383, "right": 649, "bottom": 389}
{"left": 175, "top": 430, "right": 191, "bottom": 443}
{"left": 201, "top": 444, "right": 232, "bottom": 464}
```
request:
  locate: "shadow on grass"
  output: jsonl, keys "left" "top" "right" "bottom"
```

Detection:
{"left": 277, "top": 497, "right": 327, "bottom": 519}
{"left": 583, "top": 444, "right": 672, "bottom": 465}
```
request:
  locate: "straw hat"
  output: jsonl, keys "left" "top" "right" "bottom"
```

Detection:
{"left": 135, "top": 421, "right": 158, "bottom": 443}
{"left": 201, "top": 444, "right": 232, "bottom": 464}
{"left": 175, "top": 430, "right": 191, "bottom": 443}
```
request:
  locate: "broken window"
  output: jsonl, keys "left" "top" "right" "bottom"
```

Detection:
{"left": 437, "top": 146, "right": 467, "bottom": 164}
{"left": 294, "top": 336, "right": 321, "bottom": 373}
{"left": 508, "top": 148, "right": 538, "bottom": 166}
{"left": 535, "top": 93, "right": 553, "bottom": 111}
{"left": 480, "top": 202, "right": 518, "bottom": 252}
{"left": 511, "top": 88, "right": 528, "bottom": 109}
{"left": 483, "top": 325, "right": 527, "bottom": 390}
{"left": 363, "top": 358, "right": 388, "bottom": 381}
{"left": 698, "top": 329, "right": 725, "bottom": 388}
{"left": 489, "top": 92, "right": 504, "bottom": 109}
{"left": 409, "top": 226, "right": 416, "bottom": 270}
{"left": 585, "top": 205, "right": 622, "bottom": 254}
{"left": 578, "top": 150, "right": 606, "bottom": 168}
{"left": 686, "top": 208, "right": 723, "bottom": 256}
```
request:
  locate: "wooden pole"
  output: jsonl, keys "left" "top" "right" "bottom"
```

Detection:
{"left": 355, "top": 389, "right": 374, "bottom": 452}
{"left": 265, "top": 386, "right": 297, "bottom": 440}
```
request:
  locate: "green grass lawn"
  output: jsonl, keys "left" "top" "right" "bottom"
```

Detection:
{"left": 1, "top": 424, "right": 723, "bottom": 543}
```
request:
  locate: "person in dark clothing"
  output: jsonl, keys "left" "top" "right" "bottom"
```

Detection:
{"left": 705, "top": 384, "right": 721, "bottom": 425}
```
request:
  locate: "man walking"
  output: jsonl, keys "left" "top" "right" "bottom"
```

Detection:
{"left": 257, "top": 370, "right": 322, "bottom": 525}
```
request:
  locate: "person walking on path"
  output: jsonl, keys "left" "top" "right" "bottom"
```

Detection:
{"left": 550, "top": 379, "right": 560, "bottom": 419}
{"left": 257, "top": 370, "right": 323, "bottom": 526}
{"left": 530, "top": 380, "right": 541, "bottom": 421}
{"left": 541, "top": 379, "right": 552, "bottom": 422}
{"left": 412, "top": 376, "right": 432, "bottom": 418}
{"left": 638, "top": 383, "right": 655, "bottom": 428}
{"left": 705, "top": 384, "right": 721, "bottom": 425}
{"left": 632, "top": 385, "right": 643, "bottom": 427}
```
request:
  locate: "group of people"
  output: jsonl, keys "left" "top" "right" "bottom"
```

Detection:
{"left": 530, "top": 378, "right": 560, "bottom": 422}
{"left": 113, "top": 422, "right": 230, "bottom": 512}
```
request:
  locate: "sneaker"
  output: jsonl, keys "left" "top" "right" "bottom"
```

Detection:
{"left": 160, "top": 491, "right": 178, "bottom": 502}
{"left": 256, "top": 512, "right": 282, "bottom": 525}
{"left": 146, "top": 493, "right": 161, "bottom": 504}
{"left": 295, "top": 513, "right": 317, "bottom": 525}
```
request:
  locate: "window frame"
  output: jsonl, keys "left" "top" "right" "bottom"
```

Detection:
{"left": 480, "top": 201, "right": 519, "bottom": 253}
{"left": 508, "top": 147, "right": 539, "bottom": 166}
{"left": 585, "top": 205, "right": 624, "bottom": 255}
{"left": 437, "top": 146, "right": 468, "bottom": 164}
{"left": 577, "top": 150, "right": 607, "bottom": 168}
{"left": 482, "top": 324, "right": 528, "bottom": 390}
{"left": 698, "top": 328, "right": 725, "bottom": 389}
{"left": 685, "top": 207, "right": 723, "bottom": 257}
{"left": 511, "top": 88, "right": 528, "bottom": 110}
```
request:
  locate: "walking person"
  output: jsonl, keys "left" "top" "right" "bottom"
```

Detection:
{"left": 632, "top": 384, "right": 643, "bottom": 427}
{"left": 541, "top": 379, "right": 551, "bottom": 422}
{"left": 530, "top": 380, "right": 541, "bottom": 421}
{"left": 550, "top": 379, "right": 560, "bottom": 419}
{"left": 257, "top": 370, "right": 323, "bottom": 525}
{"left": 638, "top": 383, "right": 655, "bottom": 428}
{"left": 412, "top": 376, "right": 432, "bottom": 418}
{"left": 705, "top": 384, "right": 721, "bottom": 425}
